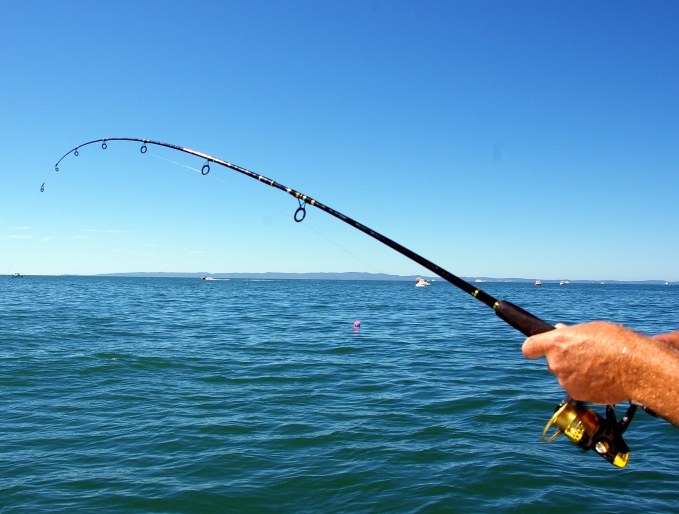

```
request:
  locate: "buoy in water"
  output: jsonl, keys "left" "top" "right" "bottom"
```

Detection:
{"left": 353, "top": 320, "right": 361, "bottom": 330}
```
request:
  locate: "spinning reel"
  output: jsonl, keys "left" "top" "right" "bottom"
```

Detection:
{"left": 542, "top": 398, "right": 637, "bottom": 467}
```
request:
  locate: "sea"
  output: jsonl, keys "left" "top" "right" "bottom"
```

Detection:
{"left": 2, "top": 276, "right": 678, "bottom": 513}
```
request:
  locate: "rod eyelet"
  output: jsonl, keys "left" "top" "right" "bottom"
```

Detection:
{"left": 294, "top": 206, "right": 306, "bottom": 222}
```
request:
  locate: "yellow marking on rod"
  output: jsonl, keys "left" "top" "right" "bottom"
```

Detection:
{"left": 310, "top": 199, "right": 316, "bottom": 206}
{"left": 473, "top": 289, "right": 479, "bottom": 297}
{"left": 493, "top": 301, "right": 499, "bottom": 309}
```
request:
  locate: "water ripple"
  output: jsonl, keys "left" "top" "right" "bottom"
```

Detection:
{"left": 1, "top": 277, "right": 678, "bottom": 512}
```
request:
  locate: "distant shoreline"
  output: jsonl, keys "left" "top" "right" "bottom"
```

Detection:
{"left": 7, "top": 271, "right": 674, "bottom": 285}
{"left": 85, "top": 272, "right": 674, "bottom": 285}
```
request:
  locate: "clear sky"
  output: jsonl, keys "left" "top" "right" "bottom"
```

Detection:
{"left": 1, "top": 1, "right": 677, "bottom": 280}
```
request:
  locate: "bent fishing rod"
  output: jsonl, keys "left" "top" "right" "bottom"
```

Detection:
{"left": 45, "top": 137, "right": 637, "bottom": 467}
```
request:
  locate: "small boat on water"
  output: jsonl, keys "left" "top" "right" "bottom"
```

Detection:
{"left": 11, "top": 273, "right": 23, "bottom": 278}
{"left": 201, "top": 276, "right": 229, "bottom": 281}
{"left": 415, "top": 277, "right": 431, "bottom": 287}
{"left": 534, "top": 280, "right": 542, "bottom": 286}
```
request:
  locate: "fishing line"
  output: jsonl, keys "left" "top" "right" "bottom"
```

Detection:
{"left": 277, "top": 214, "right": 387, "bottom": 276}
{"left": 45, "top": 137, "right": 639, "bottom": 467}
{"left": 148, "top": 152, "right": 204, "bottom": 174}
{"left": 6, "top": 187, "right": 44, "bottom": 276}
{"left": 7, "top": 230, "right": 30, "bottom": 276}
{"left": 150, "top": 148, "right": 385, "bottom": 274}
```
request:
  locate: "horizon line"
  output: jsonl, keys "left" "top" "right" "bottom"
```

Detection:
{"left": 9, "top": 271, "right": 675, "bottom": 284}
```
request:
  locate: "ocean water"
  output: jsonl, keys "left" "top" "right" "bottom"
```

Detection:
{"left": 1, "top": 276, "right": 678, "bottom": 513}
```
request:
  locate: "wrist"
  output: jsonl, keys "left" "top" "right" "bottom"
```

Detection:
{"left": 617, "top": 333, "right": 644, "bottom": 403}
{"left": 625, "top": 337, "right": 679, "bottom": 421}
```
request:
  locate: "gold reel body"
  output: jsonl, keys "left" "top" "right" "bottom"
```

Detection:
{"left": 542, "top": 399, "right": 633, "bottom": 468}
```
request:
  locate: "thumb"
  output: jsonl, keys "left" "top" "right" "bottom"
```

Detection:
{"left": 522, "top": 323, "right": 565, "bottom": 359}
{"left": 522, "top": 336, "right": 546, "bottom": 359}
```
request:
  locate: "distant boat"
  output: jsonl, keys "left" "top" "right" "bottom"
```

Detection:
{"left": 534, "top": 280, "right": 542, "bottom": 286}
{"left": 11, "top": 273, "right": 23, "bottom": 278}
{"left": 415, "top": 277, "right": 431, "bottom": 287}
{"left": 559, "top": 280, "right": 569, "bottom": 285}
{"left": 201, "top": 276, "right": 229, "bottom": 281}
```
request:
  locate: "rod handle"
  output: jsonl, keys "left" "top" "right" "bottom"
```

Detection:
{"left": 494, "top": 300, "right": 554, "bottom": 337}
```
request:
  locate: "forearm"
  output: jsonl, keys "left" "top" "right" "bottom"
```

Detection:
{"left": 626, "top": 338, "right": 679, "bottom": 427}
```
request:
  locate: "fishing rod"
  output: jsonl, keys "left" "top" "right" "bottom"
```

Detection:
{"left": 45, "top": 137, "right": 637, "bottom": 467}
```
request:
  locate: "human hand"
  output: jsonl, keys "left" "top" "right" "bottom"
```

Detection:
{"left": 522, "top": 321, "right": 639, "bottom": 405}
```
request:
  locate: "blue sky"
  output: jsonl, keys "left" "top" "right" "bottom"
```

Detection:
{"left": 1, "top": 1, "right": 677, "bottom": 280}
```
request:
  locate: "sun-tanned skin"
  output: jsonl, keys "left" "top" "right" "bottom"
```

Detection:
{"left": 523, "top": 322, "right": 679, "bottom": 428}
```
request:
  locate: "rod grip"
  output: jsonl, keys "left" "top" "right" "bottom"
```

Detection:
{"left": 494, "top": 301, "right": 554, "bottom": 337}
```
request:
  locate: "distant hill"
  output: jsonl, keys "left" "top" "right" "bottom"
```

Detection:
{"left": 96, "top": 272, "right": 674, "bottom": 285}
{"left": 98, "top": 271, "right": 434, "bottom": 281}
